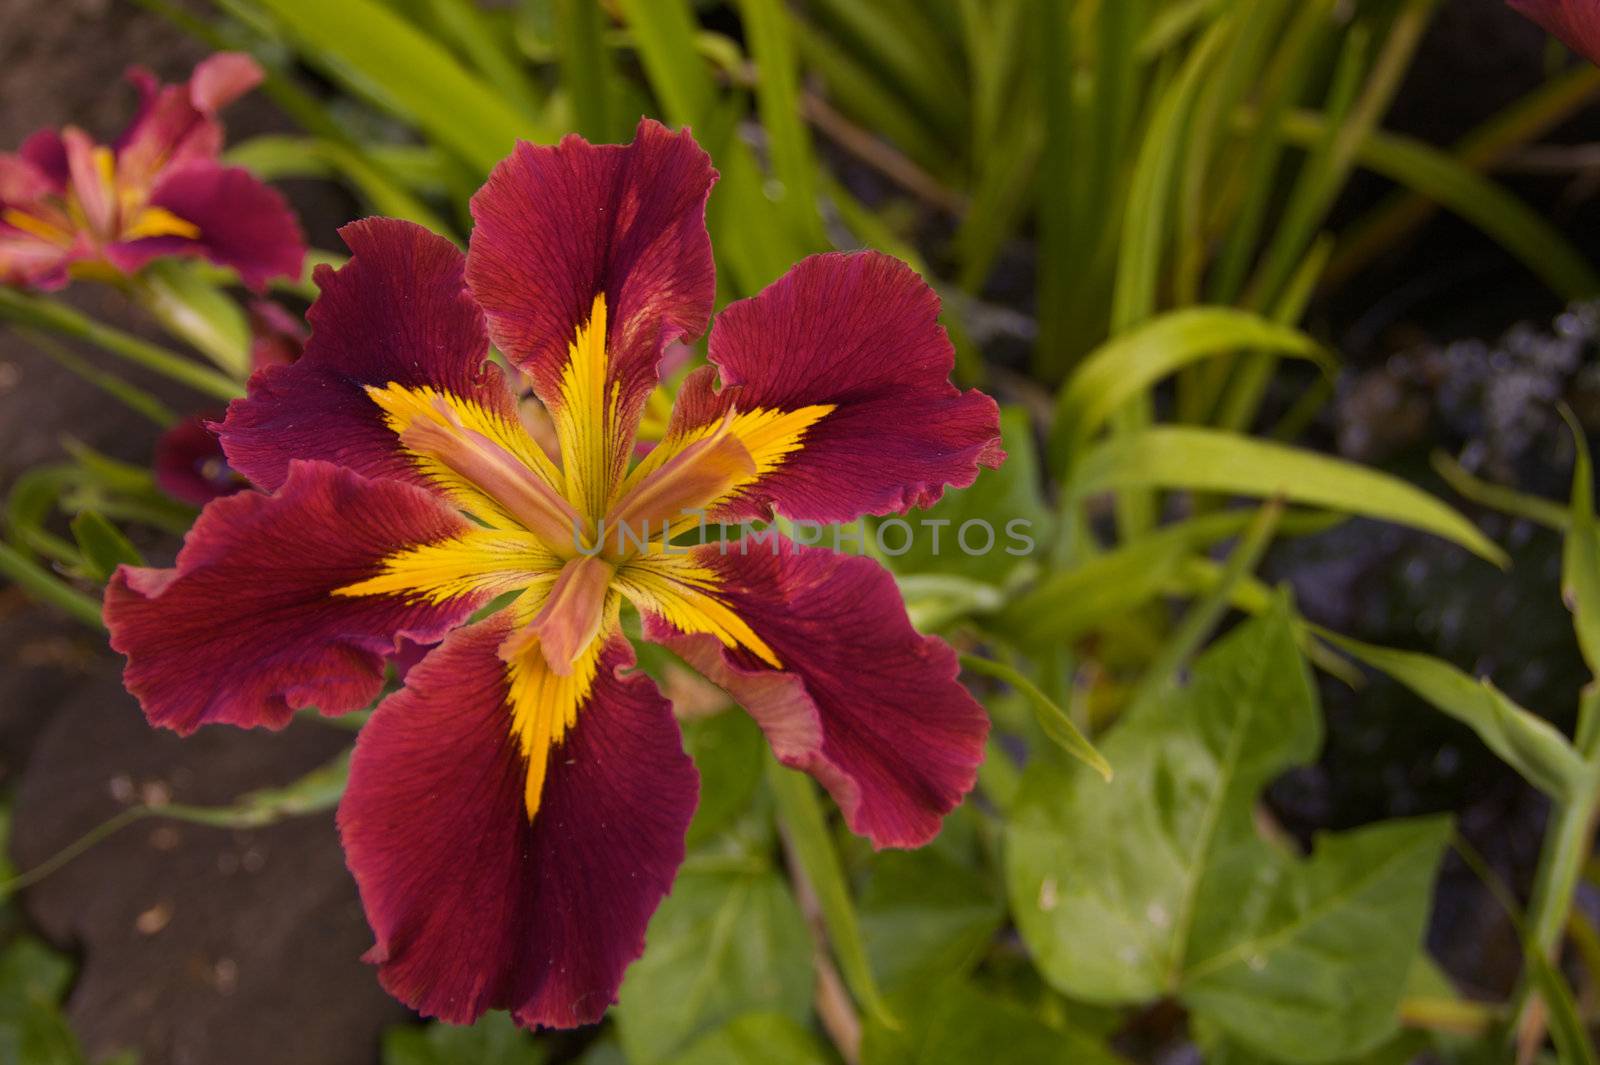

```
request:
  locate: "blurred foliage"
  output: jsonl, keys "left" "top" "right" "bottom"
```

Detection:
{"left": 4, "top": 0, "right": 1600, "bottom": 1062}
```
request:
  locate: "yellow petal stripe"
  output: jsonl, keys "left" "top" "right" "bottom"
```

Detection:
{"left": 553, "top": 293, "right": 622, "bottom": 522}
{"left": 120, "top": 205, "right": 201, "bottom": 241}
{"left": 331, "top": 527, "right": 559, "bottom": 604}
{"left": 613, "top": 553, "right": 780, "bottom": 668}
{"left": 503, "top": 587, "right": 620, "bottom": 820}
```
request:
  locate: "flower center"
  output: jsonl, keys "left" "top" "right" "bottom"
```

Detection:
{"left": 501, "top": 554, "right": 615, "bottom": 675}
{"left": 600, "top": 410, "right": 755, "bottom": 560}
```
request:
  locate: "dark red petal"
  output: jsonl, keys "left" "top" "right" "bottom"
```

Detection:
{"left": 466, "top": 117, "right": 715, "bottom": 430}
{"left": 339, "top": 616, "right": 697, "bottom": 1028}
{"left": 1509, "top": 0, "right": 1600, "bottom": 65}
{"left": 105, "top": 162, "right": 305, "bottom": 291}
{"left": 105, "top": 460, "right": 483, "bottom": 734}
{"left": 644, "top": 538, "right": 988, "bottom": 848}
{"left": 154, "top": 412, "right": 246, "bottom": 505}
{"left": 218, "top": 217, "right": 508, "bottom": 492}
{"left": 246, "top": 298, "right": 308, "bottom": 371}
{"left": 682, "top": 251, "right": 1003, "bottom": 524}
{"left": 18, "top": 129, "right": 68, "bottom": 189}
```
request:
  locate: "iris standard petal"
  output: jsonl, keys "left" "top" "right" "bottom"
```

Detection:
{"left": 115, "top": 52, "right": 262, "bottom": 189}
{"left": 105, "top": 161, "right": 305, "bottom": 291}
{"left": 338, "top": 615, "right": 697, "bottom": 1028}
{"left": 219, "top": 218, "right": 508, "bottom": 492}
{"left": 668, "top": 251, "right": 1004, "bottom": 525}
{"left": 640, "top": 536, "right": 989, "bottom": 848}
{"left": 466, "top": 118, "right": 716, "bottom": 514}
{"left": 104, "top": 459, "right": 485, "bottom": 734}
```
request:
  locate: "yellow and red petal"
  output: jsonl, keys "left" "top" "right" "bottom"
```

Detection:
{"left": 674, "top": 251, "right": 1003, "bottom": 524}
{"left": 640, "top": 538, "right": 989, "bottom": 848}
{"left": 1510, "top": 1, "right": 1600, "bottom": 65}
{"left": 105, "top": 162, "right": 305, "bottom": 290}
{"left": 466, "top": 118, "right": 716, "bottom": 510}
{"left": 339, "top": 614, "right": 697, "bottom": 1028}
{"left": 104, "top": 460, "right": 484, "bottom": 734}
{"left": 218, "top": 218, "right": 506, "bottom": 492}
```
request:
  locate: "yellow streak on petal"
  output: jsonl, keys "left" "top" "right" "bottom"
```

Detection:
{"left": 616, "top": 403, "right": 834, "bottom": 528}
{"left": 553, "top": 294, "right": 620, "bottom": 522}
{"left": 613, "top": 553, "right": 781, "bottom": 669}
{"left": 121, "top": 205, "right": 201, "bottom": 241}
{"left": 503, "top": 589, "right": 618, "bottom": 820}
{"left": 2, "top": 208, "right": 75, "bottom": 247}
{"left": 365, "top": 381, "right": 563, "bottom": 529}
{"left": 331, "top": 528, "right": 560, "bottom": 604}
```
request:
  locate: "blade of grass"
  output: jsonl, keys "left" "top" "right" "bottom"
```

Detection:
{"left": 0, "top": 541, "right": 103, "bottom": 630}
{"left": 959, "top": 653, "right": 1112, "bottom": 780}
{"left": 766, "top": 759, "right": 897, "bottom": 1031}
{"left": 1275, "top": 110, "right": 1600, "bottom": 299}
{"left": 253, "top": 0, "right": 544, "bottom": 173}
{"left": 0, "top": 289, "right": 243, "bottom": 402}
{"left": 1071, "top": 426, "right": 1508, "bottom": 565}
{"left": 737, "top": 0, "right": 828, "bottom": 249}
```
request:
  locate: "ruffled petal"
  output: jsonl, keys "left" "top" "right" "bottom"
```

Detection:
{"left": 1510, "top": 0, "right": 1600, "bottom": 65}
{"left": 218, "top": 217, "right": 509, "bottom": 492}
{"left": 105, "top": 161, "right": 305, "bottom": 290}
{"left": 339, "top": 615, "right": 697, "bottom": 1028}
{"left": 466, "top": 118, "right": 716, "bottom": 509}
{"left": 105, "top": 460, "right": 485, "bottom": 734}
{"left": 668, "top": 251, "right": 1003, "bottom": 525}
{"left": 639, "top": 537, "right": 988, "bottom": 848}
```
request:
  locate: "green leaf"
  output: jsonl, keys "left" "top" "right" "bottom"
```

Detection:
{"left": 382, "top": 1012, "right": 544, "bottom": 1065}
{"left": 996, "top": 508, "right": 1336, "bottom": 647}
{"left": 134, "top": 261, "right": 253, "bottom": 377}
{"left": 253, "top": 0, "right": 544, "bottom": 173}
{"left": 959, "top": 654, "right": 1111, "bottom": 781}
{"left": 616, "top": 860, "right": 812, "bottom": 1063}
{"left": 682, "top": 710, "right": 768, "bottom": 848}
{"left": 861, "top": 981, "right": 1122, "bottom": 1065}
{"left": 660, "top": 1013, "right": 833, "bottom": 1065}
{"left": 1181, "top": 817, "right": 1452, "bottom": 1062}
{"left": 0, "top": 936, "right": 86, "bottom": 1065}
{"left": 69, "top": 512, "right": 143, "bottom": 584}
{"left": 1320, "top": 633, "right": 1585, "bottom": 801}
{"left": 1006, "top": 603, "right": 1450, "bottom": 1063}
{"left": 1561, "top": 409, "right": 1600, "bottom": 681}
{"left": 1071, "top": 427, "right": 1506, "bottom": 565}
{"left": 859, "top": 846, "right": 1003, "bottom": 998}
{"left": 1051, "top": 308, "right": 1329, "bottom": 464}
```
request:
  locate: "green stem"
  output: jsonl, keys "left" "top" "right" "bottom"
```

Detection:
{"left": 1514, "top": 685, "right": 1600, "bottom": 1036}
{"left": 0, "top": 289, "right": 244, "bottom": 402}
{"left": 0, "top": 541, "right": 105, "bottom": 630}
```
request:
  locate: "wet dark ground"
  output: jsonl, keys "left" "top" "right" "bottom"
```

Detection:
{"left": 1, "top": 0, "right": 1599, "bottom": 1062}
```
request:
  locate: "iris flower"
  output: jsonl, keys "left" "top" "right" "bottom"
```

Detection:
{"left": 1509, "top": 0, "right": 1600, "bottom": 64}
{"left": 104, "top": 119, "right": 1001, "bottom": 1027}
{"left": 0, "top": 53, "right": 304, "bottom": 291}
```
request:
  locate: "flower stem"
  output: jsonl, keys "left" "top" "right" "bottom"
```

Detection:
{"left": 0, "top": 288, "right": 244, "bottom": 402}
